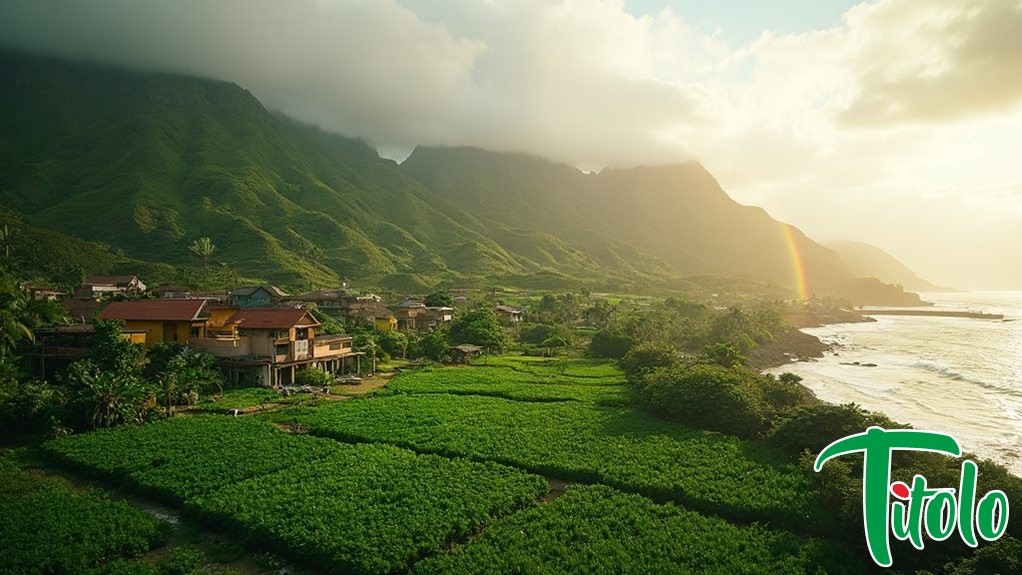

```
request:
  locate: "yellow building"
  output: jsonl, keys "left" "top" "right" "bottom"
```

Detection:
{"left": 99, "top": 299, "right": 210, "bottom": 348}
{"left": 374, "top": 315, "right": 397, "bottom": 332}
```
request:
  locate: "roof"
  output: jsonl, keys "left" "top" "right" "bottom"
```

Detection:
{"left": 495, "top": 305, "right": 522, "bottom": 314}
{"left": 450, "top": 344, "right": 484, "bottom": 353}
{"left": 294, "top": 289, "right": 345, "bottom": 301}
{"left": 84, "top": 275, "right": 139, "bottom": 286}
{"left": 398, "top": 300, "right": 426, "bottom": 308}
{"left": 227, "top": 308, "right": 320, "bottom": 330}
{"left": 232, "top": 285, "right": 290, "bottom": 298}
{"left": 99, "top": 299, "right": 209, "bottom": 322}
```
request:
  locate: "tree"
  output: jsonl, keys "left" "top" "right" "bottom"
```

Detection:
{"left": 188, "top": 237, "right": 216, "bottom": 289}
{"left": 448, "top": 307, "right": 508, "bottom": 351}
{"left": 0, "top": 271, "right": 63, "bottom": 355}
{"left": 424, "top": 290, "right": 454, "bottom": 308}
{"left": 295, "top": 366, "right": 332, "bottom": 387}
{"left": 419, "top": 330, "right": 449, "bottom": 361}
{"left": 619, "top": 342, "right": 681, "bottom": 377}
{"left": 700, "top": 342, "right": 745, "bottom": 368}
{"left": 353, "top": 333, "right": 380, "bottom": 372}
{"left": 66, "top": 360, "right": 154, "bottom": 429}
{"left": 589, "top": 329, "right": 635, "bottom": 359}
{"left": 635, "top": 364, "right": 765, "bottom": 438}
{"left": 0, "top": 224, "right": 16, "bottom": 260}
{"left": 377, "top": 329, "right": 408, "bottom": 359}
{"left": 540, "top": 335, "right": 570, "bottom": 356}
{"left": 91, "top": 319, "right": 147, "bottom": 377}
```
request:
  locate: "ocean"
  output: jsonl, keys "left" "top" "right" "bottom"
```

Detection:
{"left": 769, "top": 291, "right": 1022, "bottom": 476}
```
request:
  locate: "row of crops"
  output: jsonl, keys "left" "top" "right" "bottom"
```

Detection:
{"left": 43, "top": 416, "right": 547, "bottom": 575}
{"left": 280, "top": 393, "right": 826, "bottom": 529}
{"left": 388, "top": 365, "right": 629, "bottom": 404}
{"left": 413, "top": 484, "right": 868, "bottom": 574}
{"left": 0, "top": 452, "right": 167, "bottom": 575}
{"left": 468, "top": 355, "right": 627, "bottom": 381}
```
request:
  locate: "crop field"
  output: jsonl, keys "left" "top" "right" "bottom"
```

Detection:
{"left": 469, "top": 355, "right": 626, "bottom": 381}
{"left": 286, "top": 394, "right": 823, "bottom": 528}
{"left": 0, "top": 452, "right": 167, "bottom": 575}
{"left": 194, "top": 387, "right": 285, "bottom": 413}
{"left": 413, "top": 484, "right": 867, "bottom": 574}
{"left": 43, "top": 417, "right": 547, "bottom": 575}
{"left": 189, "top": 443, "right": 546, "bottom": 575}
{"left": 388, "top": 365, "right": 629, "bottom": 404}
{"left": 44, "top": 416, "right": 345, "bottom": 502}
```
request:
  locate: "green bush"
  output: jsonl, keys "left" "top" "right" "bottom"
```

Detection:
{"left": 619, "top": 342, "right": 680, "bottom": 377}
{"left": 589, "top": 329, "right": 635, "bottom": 359}
{"left": 295, "top": 367, "right": 332, "bottom": 387}
{"left": 635, "top": 364, "right": 764, "bottom": 438}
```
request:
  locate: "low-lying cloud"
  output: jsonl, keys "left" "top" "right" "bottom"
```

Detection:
{"left": 2, "top": 0, "right": 1022, "bottom": 287}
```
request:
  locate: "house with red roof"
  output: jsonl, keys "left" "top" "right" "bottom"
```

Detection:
{"left": 195, "top": 307, "right": 360, "bottom": 387}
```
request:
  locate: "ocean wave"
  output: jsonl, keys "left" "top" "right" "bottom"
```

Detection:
{"left": 911, "top": 361, "right": 1022, "bottom": 399}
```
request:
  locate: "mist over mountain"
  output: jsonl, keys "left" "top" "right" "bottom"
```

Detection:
{"left": 0, "top": 50, "right": 921, "bottom": 301}
{"left": 827, "top": 241, "right": 952, "bottom": 293}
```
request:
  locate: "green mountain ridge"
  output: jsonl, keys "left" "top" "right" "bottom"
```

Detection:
{"left": 0, "top": 50, "right": 918, "bottom": 300}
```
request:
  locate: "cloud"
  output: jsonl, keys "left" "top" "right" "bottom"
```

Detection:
{"left": 839, "top": 0, "right": 1022, "bottom": 125}
{"left": 1, "top": 0, "right": 1022, "bottom": 286}
{"left": 0, "top": 0, "right": 711, "bottom": 167}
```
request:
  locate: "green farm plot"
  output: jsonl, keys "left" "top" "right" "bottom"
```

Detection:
{"left": 193, "top": 387, "right": 283, "bottom": 413}
{"left": 289, "top": 394, "right": 825, "bottom": 529}
{"left": 470, "top": 355, "right": 626, "bottom": 381}
{"left": 43, "top": 417, "right": 549, "bottom": 575}
{"left": 414, "top": 484, "right": 868, "bottom": 575}
{"left": 43, "top": 416, "right": 344, "bottom": 502}
{"left": 189, "top": 443, "right": 547, "bottom": 575}
{"left": 389, "top": 365, "right": 629, "bottom": 404}
{"left": 0, "top": 453, "right": 167, "bottom": 575}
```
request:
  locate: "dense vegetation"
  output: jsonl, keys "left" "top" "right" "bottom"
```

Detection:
{"left": 43, "top": 417, "right": 547, "bottom": 575}
{"left": 189, "top": 444, "right": 546, "bottom": 575}
{"left": 388, "top": 364, "right": 628, "bottom": 404}
{"left": 276, "top": 394, "right": 824, "bottom": 529}
{"left": 0, "top": 451, "right": 167, "bottom": 574}
{"left": 413, "top": 484, "right": 867, "bottom": 574}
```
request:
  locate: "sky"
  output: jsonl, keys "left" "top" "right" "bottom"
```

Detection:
{"left": 1, "top": 0, "right": 1021, "bottom": 288}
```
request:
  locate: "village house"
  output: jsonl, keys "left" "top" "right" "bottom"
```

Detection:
{"left": 229, "top": 285, "right": 289, "bottom": 308}
{"left": 99, "top": 299, "right": 210, "bottom": 348}
{"left": 195, "top": 308, "right": 361, "bottom": 388}
{"left": 495, "top": 304, "right": 523, "bottom": 324}
{"left": 25, "top": 285, "right": 65, "bottom": 301}
{"left": 152, "top": 286, "right": 193, "bottom": 299}
{"left": 81, "top": 275, "right": 147, "bottom": 298}
{"left": 287, "top": 289, "right": 348, "bottom": 315}
{"left": 25, "top": 324, "right": 147, "bottom": 380}
{"left": 449, "top": 343, "right": 483, "bottom": 364}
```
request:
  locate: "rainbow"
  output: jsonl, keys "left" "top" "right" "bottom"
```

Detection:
{"left": 782, "top": 223, "right": 810, "bottom": 300}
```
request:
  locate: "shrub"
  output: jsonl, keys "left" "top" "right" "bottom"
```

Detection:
{"left": 589, "top": 329, "right": 635, "bottom": 359}
{"left": 619, "top": 342, "right": 680, "bottom": 377}
{"left": 635, "top": 364, "right": 764, "bottom": 438}
{"left": 295, "top": 367, "right": 332, "bottom": 388}
{"left": 768, "top": 403, "right": 877, "bottom": 456}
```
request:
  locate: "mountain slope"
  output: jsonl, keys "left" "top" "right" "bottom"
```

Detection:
{"left": 1, "top": 51, "right": 655, "bottom": 291}
{"left": 827, "top": 241, "right": 951, "bottom": 292}
{"left": 1, "top": 50, "right": 881, "bottom": 298}
{"left": 401, "top": 146, "right": 850, "bottom": 292}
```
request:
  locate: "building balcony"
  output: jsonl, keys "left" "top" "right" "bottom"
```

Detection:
{"left": 190, "top": 336, "right": 250, "bottom": 358}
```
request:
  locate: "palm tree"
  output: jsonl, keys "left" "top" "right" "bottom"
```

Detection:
{"left": 0, "top": 224, "right": 16, "bottom": 260}
{"left": 0, "top": 272, "right": 33, "bottom": 355}
{"left": 188, "top": 237, "right": 216, "bottom": 289}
